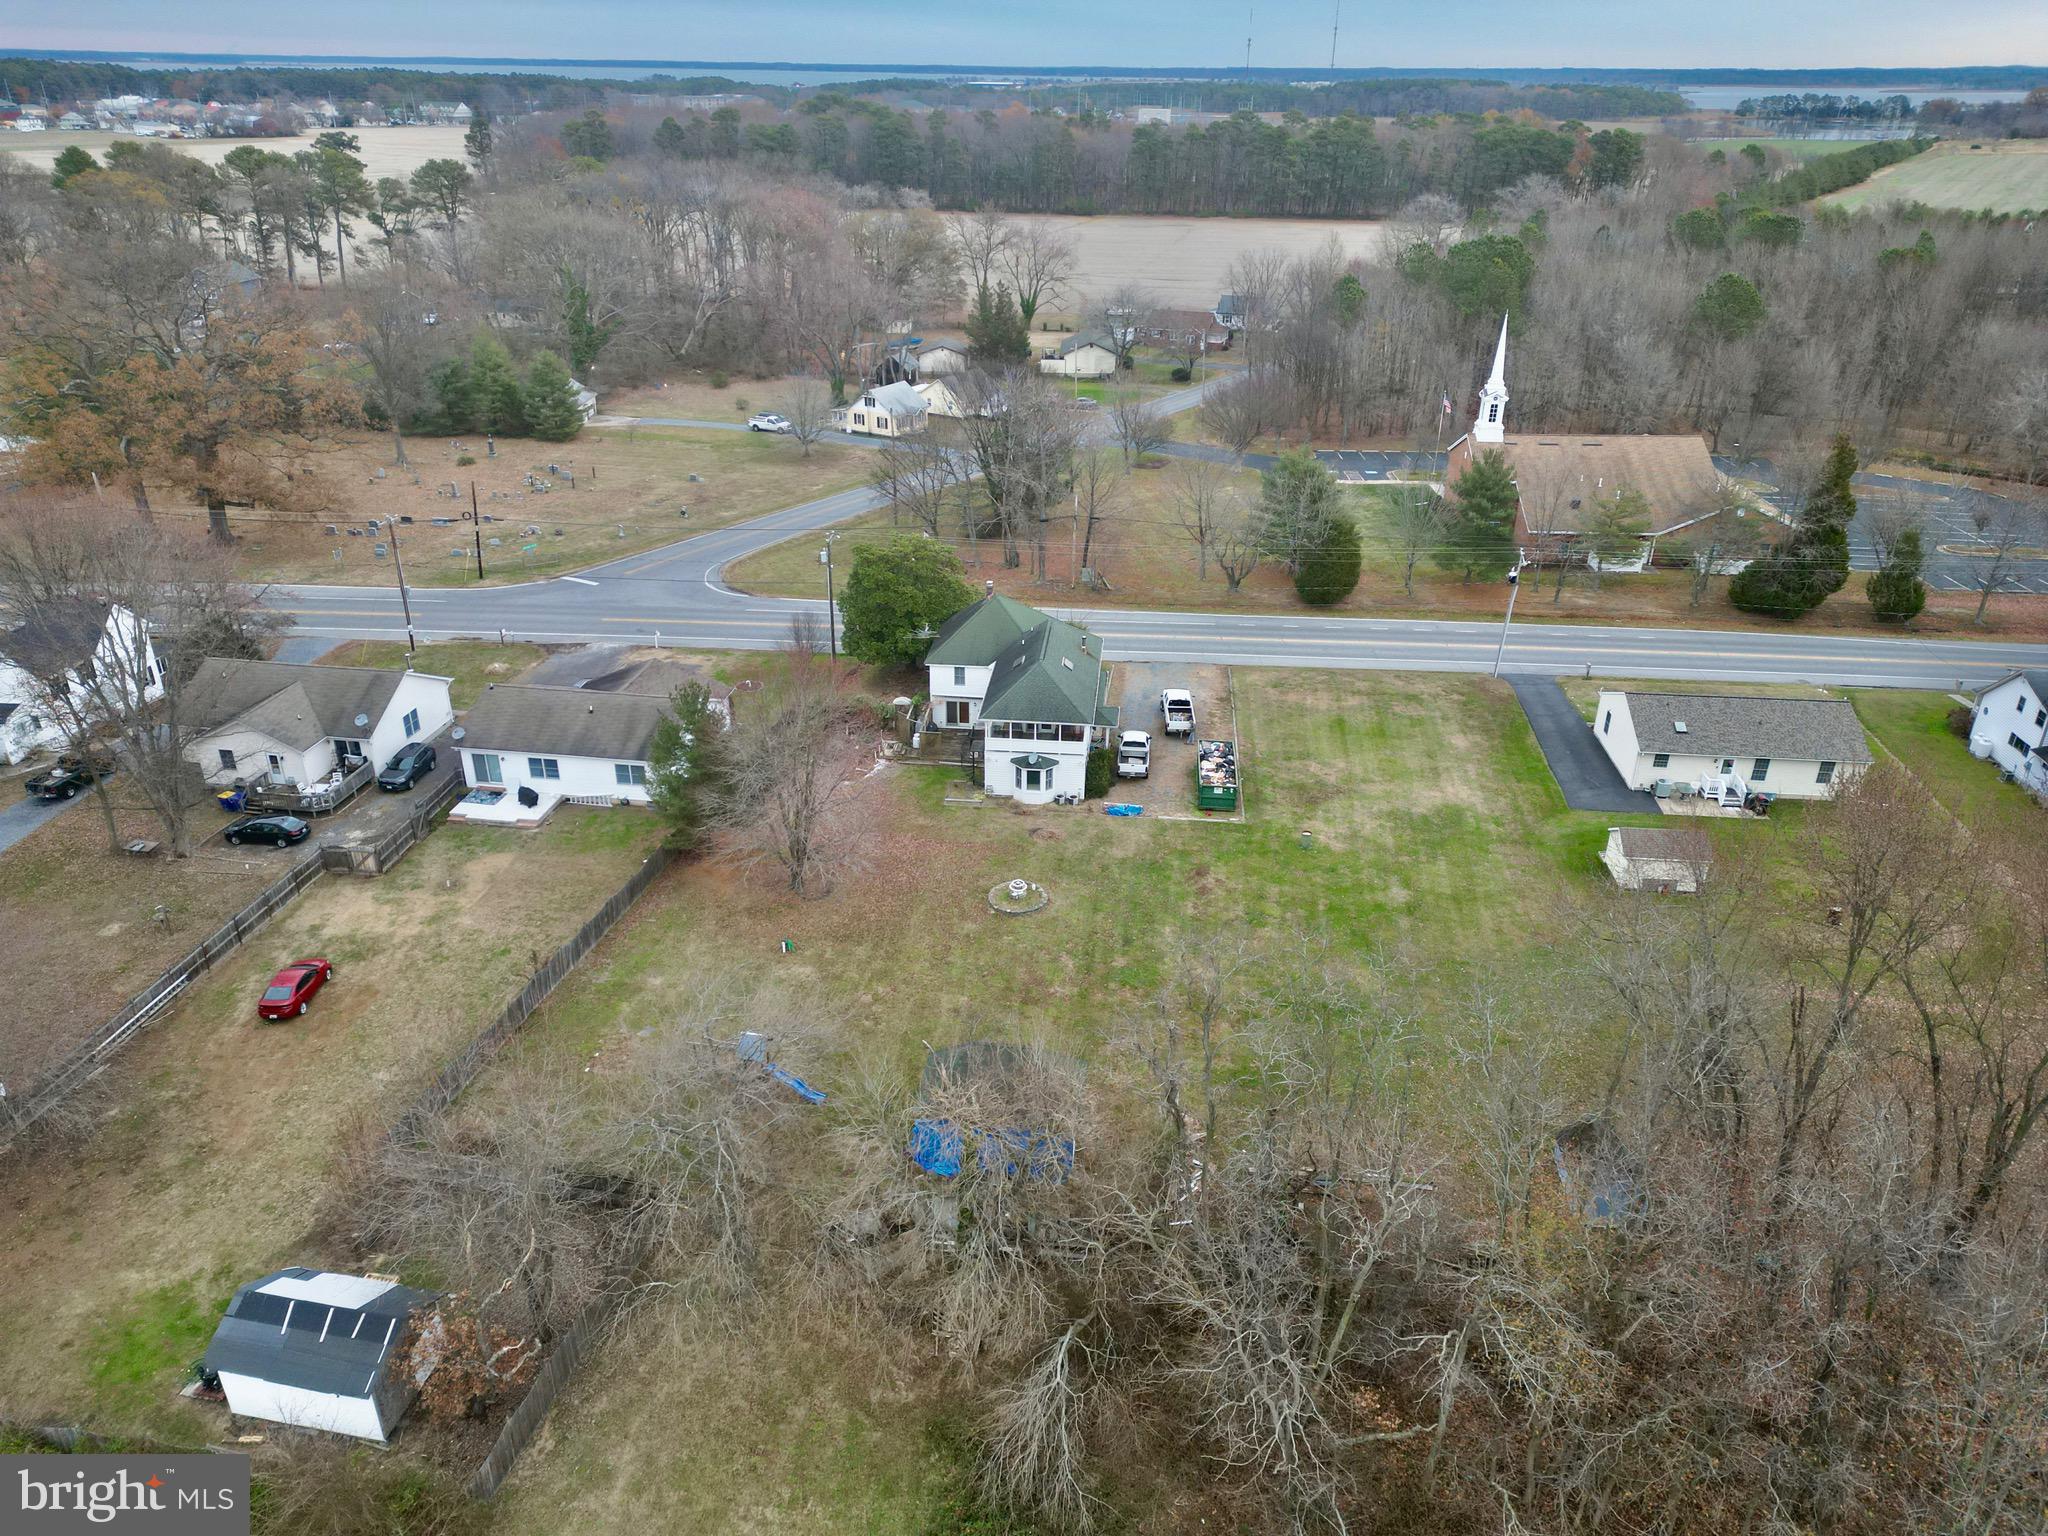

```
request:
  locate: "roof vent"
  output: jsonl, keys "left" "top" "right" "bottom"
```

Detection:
{"left": 1060, "top": 657, "right": 1074, "bottom": 670}
{"left": 1674, "top": 721, "right": 1688, "bottom": 733}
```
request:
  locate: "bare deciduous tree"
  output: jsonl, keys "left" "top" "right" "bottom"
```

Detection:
{"left": 1381, "top": 481, "right": 1450, "bottom": 596}
{"left": 780, "top": 375, "right": 834, "bottom": 456}
{"left": 1168, "top": 457, "right": 1232, "bottom": 580}
{"left": 1106, "top": 390, "right": 1167, "bottom": 466}
{"left": 1001, "top": 220, "right": 1078, "bottom": 329}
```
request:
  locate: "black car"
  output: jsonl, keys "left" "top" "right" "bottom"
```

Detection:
{"left": 378, "top": 742, "right": 437, "bottom": 792}
{"left": 24, "top": 758, "right": 114, "bottom": 800}
{"left": 225, "top": 813, "right": 310, "bottom": 847}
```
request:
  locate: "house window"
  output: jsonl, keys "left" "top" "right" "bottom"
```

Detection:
{"left": 402, "top": 708, "right": 421, "bottom": 737}
{"left": 2036, "top": 708, "right": 2045, "bottom": 727}
{"left": 218, "top": 748, "right": 236, "bottom": 772}
{"left": 1652, "top": 753, "right": 1670, "bottom": 769}
{"left": 876, "top": 415, "right": 890, "bottom": 430}
{"left": 953, "top": 666, "right": 966, "bottom": 687}
{"left": 1751, "top": 758, "right": 1771, "bottom": 782}
{"left": 1816, "top": 760, "right": 1836, "bottom": 785}
{"left": 2019, "top": 696, "right": 2029, "bottom": 713}
{"left": 528, "top": 756, "right": 561, "bottom": 780}
{"left": 1601, "top": 712, "right": 1611, "bottom": 735}
{"left": 1060, "top": 724, "right": 1085, "bottom": 742}
{"left": 989, "top": 720, "right": 1010, "bottom": 739}
{"left": 615, "top": 763, "right": 648, "bottom": 786}
{"left": 77, "top": 657, "right": 96, "bottom": 683}
{"left": 2012, "top": 734, "right": 2034, "bottom": 758}
{"left": 473, "top": 753, "right": 502, "bottom": 784}
{"left": 1037, "top": 723, "right": 1058, "bottom": 740}
{"left": 1721, "top": 759, "right": 1735, "bottom": 773}
{"left": 944, "top": 699, "right": 971, "bottom": 726}
{"left": 1015, "top": 765, "right": 1043, "bottom": 792}
{"left": 852, "top": 413, "right": 866, "bottom": 427}
{"left": 333, "top": 737, "right": 364, "bottom": 762}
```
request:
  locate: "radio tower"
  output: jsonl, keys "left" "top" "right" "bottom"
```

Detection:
{"left": 1330, "top": 1, "right": 1341, "bottom": 69}
{"left": 1245, "top": 5, "right": 1254, "bottom": 72}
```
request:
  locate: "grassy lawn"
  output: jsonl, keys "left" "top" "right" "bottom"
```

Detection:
{"left": 1852, "top": 690, "right": 2047, "bottom": 853}
{"left": 1696, "top": 137, "right": 1854, "bottom": 161}
{"left": 482, "top": 670, "right": 1702, "bottom": 1533}
{"left": 315, "top": 638, "right": 546, "bottom": 710}
{"left": 1824, "top": 139, "right": 2048, "bottom": 214}
{"left": 173, "top": 427, "right": 868, "bottom": 590}
{"left": 0, "top": 809, "right": 666, "bottom": 1438}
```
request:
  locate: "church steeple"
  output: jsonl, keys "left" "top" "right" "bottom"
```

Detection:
{"left": 1474, "top": 313, "right": 1509, "bottom": 445}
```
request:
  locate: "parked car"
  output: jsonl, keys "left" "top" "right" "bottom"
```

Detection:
{"left": 257, "top": 957, "right": 333, "bottom": 1021}
{"left": 1117, "top": 729, "right": 1152, "bottom": 778}
{"left": 224, "top": 813, "right": 310, "bottom": 847}
{"left": 24, "top": 755, "right": 114, "bottom": 800}
{"left": 1160, "top": 689, "right": 1196, "bottom": 737}
{"left": 748, "top": 413, "right": 792, "bottom": 433}
{"left": 378, "top": 742, "right": 437, "bottom": 791}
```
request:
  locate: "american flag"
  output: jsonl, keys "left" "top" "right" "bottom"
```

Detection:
{"left": 1441, "top": 393, "right": 1453, "bottom": 416}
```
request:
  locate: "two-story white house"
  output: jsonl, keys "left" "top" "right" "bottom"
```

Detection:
{"left": 1970, "top": 669, "right": 2048, "bottom": 798}
{"left": 830, "top": 381, "right": 929, "bottom": 438}
{"left": 1593, "top": 690, "right": 1871, "bottom": 804}
{"left": 924, "top": 592, "right": 1116, "bottom": 804}
{"left": 182, "top": 658, "right": 454, "bottom": 790}
{"left": 0, "top": 600, "right": 165, "bottom": 764}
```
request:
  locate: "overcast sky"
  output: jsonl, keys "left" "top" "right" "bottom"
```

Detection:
{"left": 8, "top": 2, "right": 2046, "bottom": 71}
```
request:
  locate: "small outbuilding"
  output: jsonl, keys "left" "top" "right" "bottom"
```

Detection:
{"left": 201, "top": 1268, "right": 437, "bottom": 1443}
{"left": 1037, "top": 332, "right": 1119, "bottom": 380}
{"left": 1600, "top": 825, "right": 1711, "bottom": 892}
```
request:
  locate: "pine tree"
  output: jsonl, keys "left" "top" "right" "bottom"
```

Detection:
{"left": 1294, "top": 511, "right": 1363, "bottom": 606}
{"left": 469, "top": 336, "right": 528, "bottom": 436}
{"left": 1585, "top": 486, "right": 1650, "bottom": 589}
{"left": 965, "top": 283, "right": 1030, "bottom": 368}
{"left": 1256, "top": 448, "right": 1343, "bottom": 570}
{"left": 652, "top": 116, "right": 688, "bottom": 159}
{"left": 522, "top": 350, "right": 585, "bottom": 441}
{"left": 647, "top": 683, "right": 733, "bottom": 851}
{"left": 1867, "top": 525, "right": 1927, "bottom": 622}
{"left": 1437, "top": 448, "right": 1519, "bottom": 581}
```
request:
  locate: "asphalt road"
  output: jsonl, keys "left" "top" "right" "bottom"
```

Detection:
{"left": 266, "top": 376, "right": 2048, "bottom": 694}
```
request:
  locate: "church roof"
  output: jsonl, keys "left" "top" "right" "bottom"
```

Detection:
{"left": 1452, "top": 433, "right": 1721, "bottom": 538}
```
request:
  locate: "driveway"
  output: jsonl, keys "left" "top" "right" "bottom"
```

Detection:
{"left": 0, "top": 784, "right": 70, "bottom": 855}
{"left": 1111, "top": 660, "right": 1237, "bottom": 817}
{"left": 1508, "top": 676, "right": 1654, "bottom": 813}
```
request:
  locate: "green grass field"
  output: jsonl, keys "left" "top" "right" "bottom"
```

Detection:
{"left": 1824, "top": 141, "right": 2048, "bottom": 213}
{"left": 1697, "top": 137, "right": 1852, "bottom": 161}
{"left": 1852, "top": 690, "right": 2046, "bottom": 857}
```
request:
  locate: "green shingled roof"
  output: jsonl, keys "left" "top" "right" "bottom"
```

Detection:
{"left": 981, "top": 612, "right": 1108, "bottom": 726}
{"left": 924, "top": 593, "right": 1046, "bottom": 666}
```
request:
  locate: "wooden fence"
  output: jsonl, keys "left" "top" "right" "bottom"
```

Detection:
{"left": 320, "top": 774, "right": 466, "bottom": 876}
{"left": 0, "top": 851, "right": 325, "bottom": 1149}
{"left": 385, "top": 846, "right": 675, "bottom": 1149}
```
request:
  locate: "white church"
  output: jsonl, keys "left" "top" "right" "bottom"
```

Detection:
{"left": 1446, "top": 317, "right": 1726, "bottom": 566}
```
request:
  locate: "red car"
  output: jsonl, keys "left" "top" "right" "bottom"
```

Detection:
{"left": 257, "top": 958, "right": 333, "bottom": 1021}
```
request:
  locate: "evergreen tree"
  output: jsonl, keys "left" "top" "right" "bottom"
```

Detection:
{"left": 49, "top": 145, "right": 98, "bottom": 189}
{"left": 522, "top": 349, "right": 585, "bottom": 441}
{"left": 1437, "top": 449, "right": 1519, "bottom": 581}
{"left": 1728, "top": 437, "right": 1859, "bottom": 619}
{"left": 1867, "top": 525, "right": 1927, "bottom": 622}
{"left": 559, "top": 109, "right": 614, "bottom": 161}
{"left": 1693, "top": 273, "right": 1768, "bottom": 341}
{"left": 1293, "top": 510, "right": 1363, "bottom": 606}
{"left": 1585, "top": 486, "right": 1650, "bottom": 588}
{"left": 839, "top": 535, "right": 974, "bottom": 667}
{"left": 1671, "top": 207, "right": 1726, "bottom": 251}
{"left": 463, "top": 106, "right": 492, "bottom": 173}
{"left": 964, "top": 283, "right": 1030, "bottom": 368}
{"left": 647, "top": 683, "right": 733, "bottom": 852}
{"left": 558, "top": 264, "right": 616, "bottom": 375}
{"left": 1256, "top": 448, "right": 1343, "bottom": 570}
{"left": 651, "top": 116, "right": 688, "bottom": 159}
{"left": 469, "top": 335, "right": 528, "bottom": 436}
{"left": 428, "top": 356, "right": 478, "bottom": 432}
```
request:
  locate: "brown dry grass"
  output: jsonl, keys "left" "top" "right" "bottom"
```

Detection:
{"left": 0, "top": 809, "right": 666, "bottom": 1435}
{"left": 147, "top": 426, "right": 867, "bottom": 588}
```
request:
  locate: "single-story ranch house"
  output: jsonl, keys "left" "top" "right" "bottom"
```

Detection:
{"left": 924, "top": 592, "right": 1117, "bottom": 805}
{"left": 453, "top": 682, "right": 674, "bottom": 825}
{"left": 1038, "top": 332, "right": 1119, "bottom": 380}
{"left": 0, "top": 599, "right": 164, "bottom": 764}
{"left": 183, "top": 658, "right": 453, "bottom": 791}
{"left": 201, "top": 1268, "right": 438, "bottom": 1443}
{"left": 1969, "top": 669, "right": 2048, "bottom": 798}
{"left": 1593, "top": 690, "right": 1871, "bottom": 802}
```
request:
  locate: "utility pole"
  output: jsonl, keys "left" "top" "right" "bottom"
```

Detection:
{"left": 1330, "top": 0, "right": 1340, "bottom": 69}
{"left": 469, "top": 481, "right": 484, "bottom": 580}
{"left": 819, "top": 536, "right": 838, "bottom": 658}
{"left": 1490, "top": 562, "right": 1524, "bottom": 678}
{"left": 387, "top": 519, "right": 420, "bottom": 658}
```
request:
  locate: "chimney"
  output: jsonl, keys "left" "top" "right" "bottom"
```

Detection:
{"left": 984, "top": 579, "right": 994, "bottom": 596}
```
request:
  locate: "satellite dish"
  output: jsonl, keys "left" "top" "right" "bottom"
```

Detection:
{"left": 451, "top": 727, "right": 466, "bottom": 742}
{"left": 354, "top": 712, "right": 370, "bottom": 728}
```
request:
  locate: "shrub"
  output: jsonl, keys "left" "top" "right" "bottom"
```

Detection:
{"left": 1947, "top": 704, "right": 1976, "bottom": 740}
{"left": 710, "top": 370, "right": 730, "bottom": 389}
{"left": 1170, "top": 365, "right": 1193, "bottom": 382}
{"left": 455, "top": 453, "right": 476, "bottom": 467}
{"left": 1295, "top": 514, "right": 1364, "bottom": 606}
{"left": 1085, "top": 747, "right": 1115, "bottom": 799}
{"left": 733, "top": 396, "right": 749, "bottom": 413}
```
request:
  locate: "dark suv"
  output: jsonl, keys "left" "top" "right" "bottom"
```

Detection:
{"left": 378, "top": 742, "right": 437, "bottom": 791}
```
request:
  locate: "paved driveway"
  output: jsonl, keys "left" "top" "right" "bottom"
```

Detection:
{"left": 0, "top": 784, "right": 70, "bottom": 855}
{"left": 1508, "top": 676, "right": 1654, "bottom": 813}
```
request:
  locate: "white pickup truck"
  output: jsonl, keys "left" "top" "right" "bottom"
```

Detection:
{"left": 1160, "top": 689, "right": 1196, "bottom": 737}
{"left": 1117, "top": 729, "right": 1152, "bottom": 778}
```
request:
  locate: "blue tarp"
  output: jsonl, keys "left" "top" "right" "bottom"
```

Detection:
{"left": 1104, "top": 803, "right": 1144, "bottom": 817}
{"left": 908, "top": 1117, "right": 1074, "bottom": 1180}
{"left": 766, "top": 1063, "right": 826, "bottom": 1104}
